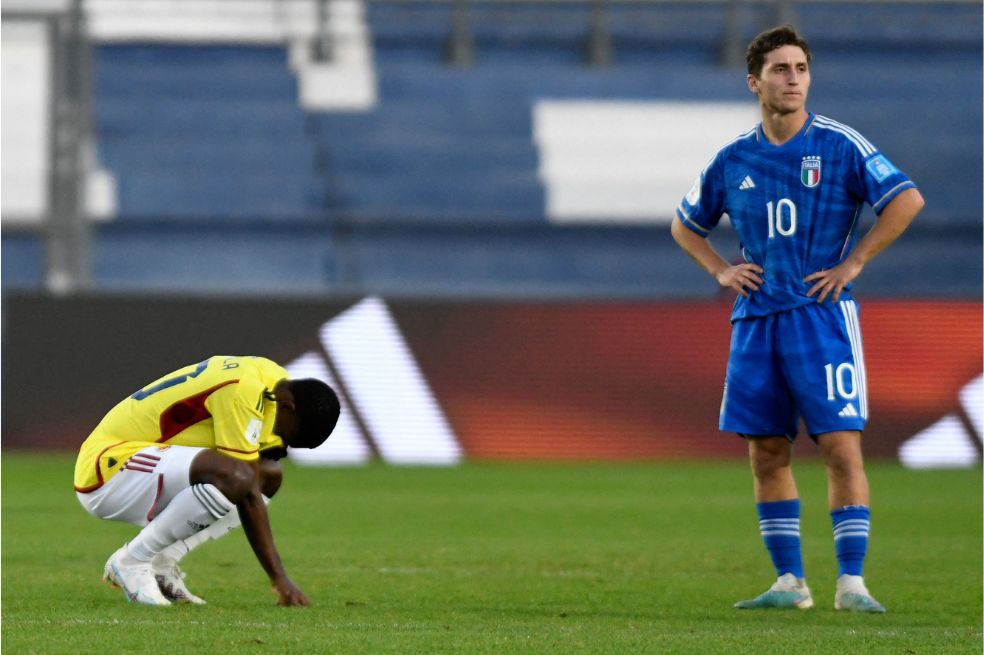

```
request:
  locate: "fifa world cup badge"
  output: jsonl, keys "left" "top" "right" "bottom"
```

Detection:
{"left": 801, "top": 156, "right": 821, "bottom": 188}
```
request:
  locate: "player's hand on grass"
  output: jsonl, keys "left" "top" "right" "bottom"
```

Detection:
{"left": 716, "top": 263, "right": 764, "bottom": 297}
{"left": 273, "top": 577, "right": 310, "bottom": 607}
{"left": 804, "top": 258, "right": 863, "bottom": 303}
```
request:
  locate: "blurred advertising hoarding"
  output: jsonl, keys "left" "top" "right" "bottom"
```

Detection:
{"left": 2, "top": 295, "right": 979, "bottom": 468}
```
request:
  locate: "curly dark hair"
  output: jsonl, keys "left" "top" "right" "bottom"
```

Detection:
{"left": 288, "top": 378, "right": 341, "bottom": 448}
{"left": 746, "top": 25, "right": 812, "bottom": 77}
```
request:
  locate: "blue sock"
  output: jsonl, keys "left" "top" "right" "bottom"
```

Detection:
{"left": 831, "top": 505, "right": 870, "bottom": 577}
{"left": 756, "top": 499, "right": 804, "bottom": 579}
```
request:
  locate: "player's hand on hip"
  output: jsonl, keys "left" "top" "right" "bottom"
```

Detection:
{"left": 804, "top": 259, "right": 863, "bottom": 303}
{"left": 716, "top": 263, "right": 764, "bottom": 297}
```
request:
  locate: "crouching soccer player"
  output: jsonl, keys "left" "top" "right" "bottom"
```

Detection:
{"left": 672, "top": 26, "right": 924, "bottom": 612}
{"left": 74, "top": 356, "right": 340, "bottom": 606}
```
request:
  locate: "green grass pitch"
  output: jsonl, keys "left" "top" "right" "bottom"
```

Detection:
{"left": 2, "top": 452, "right": 981, "bottom": 654}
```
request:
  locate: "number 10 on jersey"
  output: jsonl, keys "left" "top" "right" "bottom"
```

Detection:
{"left": 767, "top": 199, "right": 797, "bottom": 238}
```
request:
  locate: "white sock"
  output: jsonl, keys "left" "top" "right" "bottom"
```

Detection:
{"left": 127, "top": 484, "right": 235, "bottom": 562}
{"left": 837, "top": 574, "right": 869, "bottom": 594}
{"left": 156, "top": 495, "right": 270, "bottom": 565}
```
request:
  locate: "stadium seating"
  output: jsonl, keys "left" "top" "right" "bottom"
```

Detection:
{"left": 2, "top": 2, "right": 980, "bottom": 296}
{"left": 95, "top": 45, "right": 323, "bottom": 220}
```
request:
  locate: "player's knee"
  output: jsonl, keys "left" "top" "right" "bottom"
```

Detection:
{"left": 823, "top": 447, "right": 863, "bottom": 478}
{"left": 818, "top": 432, "right": 863, "bottom": 472}
{"left": 257, "top": 459, "right": 283, "bottom": 498}
{"left": 191, "top": 452, "right": 256, "bottom": 504}
{"left": 222, "top": 461, "right": 257, "bottom": 503}
{"left": 749, "top": 439, "right": 792, "bottom": 478}
{"left": 752, "top": 457, "right": 786, "bottom": 481}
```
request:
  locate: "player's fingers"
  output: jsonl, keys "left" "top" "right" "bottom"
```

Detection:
{"left": 740, "top": 268, "right": 762, "bottom": 285}
{"left": 275, "top": 585, "right": 304, "bottom": 606}
{"left": 734, "top": 275, "right": 757, "bottom": 294}
{"left": 803, "top": 270, "right": 825, "bottom": 282}
{"left": 738, "top": 268, "right": 763, "bottom": 286}
{"left": 279, "top": 593, "right": 308, "bottom": 607}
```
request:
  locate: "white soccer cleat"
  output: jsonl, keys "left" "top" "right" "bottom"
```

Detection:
{"left": 735, "top": 572, "right": 814, "bottom": 609}
{"left": 153, "top": 556, "right": 206, "bottom": 605}
{"left": 834, "top": 574, "right": 886, "bottom": 613}
{"left": 102, "top": 544, "right": 172, "bottom": 606}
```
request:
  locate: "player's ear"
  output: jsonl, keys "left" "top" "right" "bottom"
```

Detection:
{"left": 277, "top": 395, "right": 296, "bottom": 413}
{"left": 274, "top": 380, "right": 297, "bottom": 412}
{"left": 746, "top": 74, "right": 760, "bottom": 95}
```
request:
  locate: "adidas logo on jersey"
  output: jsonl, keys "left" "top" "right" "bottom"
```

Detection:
{"left": 838, "top": 403, "right": 859, "bottom": 418}
{"left": 739, "top": 175, "right": 756, "bottom": 190}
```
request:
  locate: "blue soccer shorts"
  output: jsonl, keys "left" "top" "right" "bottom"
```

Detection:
{"left": 719, "top": 299, "right": 868, "bottom": 440}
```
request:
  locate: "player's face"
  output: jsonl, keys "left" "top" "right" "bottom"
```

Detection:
{"left": 748, "top": 45, "right": 810, "bottom": 115}
{"left": 273, "top": 407, "right": 302, "bottom": 447}
{"left": 271, "top": 381, "right": 304, "bottom": 447}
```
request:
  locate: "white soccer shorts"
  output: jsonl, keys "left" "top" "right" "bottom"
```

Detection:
{"left": 76, "top": 445, "right": 206, "bottom": 527}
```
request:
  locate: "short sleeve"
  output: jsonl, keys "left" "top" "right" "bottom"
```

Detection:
{"left": 676, "top": 154, "right": 727, "bottom": 236}
{"left": 858, "top": 150, "right": 916, "bottom": 214}
{"left": 207, "top": 379, "right": 267, "bottom": 461}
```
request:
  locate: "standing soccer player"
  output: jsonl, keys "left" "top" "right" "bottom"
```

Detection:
{"left": 672, "top": 26, "right": 924, "bottom": 612}
{"left": 74, "top": 355, "right": 340, "bottom": 606}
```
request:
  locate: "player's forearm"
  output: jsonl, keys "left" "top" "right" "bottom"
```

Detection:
{"left": 847, "top": 188, "right": 925, "bottom": 267}
{"left": 671, "top": 217, "right": 732, "bottom": 279}
{"left": 238, "top": 491, "right": 291, "bottom": 585}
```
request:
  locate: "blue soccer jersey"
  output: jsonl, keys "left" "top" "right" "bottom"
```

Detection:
{"left": 677, "top": 113, "right": 915, "bottom": 321}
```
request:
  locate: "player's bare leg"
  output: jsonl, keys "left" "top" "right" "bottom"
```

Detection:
{"left": 818, "top": 430, "right": 869, "bottom": 508}
{"left": 106, "top": 450, "right": 254, "bottom": 605}
{"left": 749, "top": 436, "right": 798, "bottom": 503}
{"left": 735, "top": 436, "right": 814, "bottom": 609}
{"left": 818, "top": 431, "right": 885, "bottom": 613}
{"left": 153, "top": 458, "right": 284, "bottom": 603}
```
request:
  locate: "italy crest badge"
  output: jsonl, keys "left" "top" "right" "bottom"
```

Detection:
{"left": 801, "top": 156, "right": 821, "bottom": 187}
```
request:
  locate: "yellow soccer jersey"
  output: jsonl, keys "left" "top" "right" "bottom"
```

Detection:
{"left": 74, "top": 356, "right": 289, "bottom": 492}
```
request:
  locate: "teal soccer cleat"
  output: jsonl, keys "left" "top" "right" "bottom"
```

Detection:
{"left": 735, "top": 573, "right": 815, "bottom": 609}
{"left": 834, "top": 575, "right": 887, "bottom": 613}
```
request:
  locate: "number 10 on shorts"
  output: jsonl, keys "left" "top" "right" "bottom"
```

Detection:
{"left": 825, "top": 362, "right": 858, "bottom": 401}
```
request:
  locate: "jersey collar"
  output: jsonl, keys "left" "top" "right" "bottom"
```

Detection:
{"left": 756, "top": 112, "right": 816, "bottom": 150}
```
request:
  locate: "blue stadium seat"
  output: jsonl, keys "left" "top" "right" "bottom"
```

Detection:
{"left": 56, "top": 5, "right": 980, "bottom": 297}
{"left": 93, "top": 44, "right": 318, "bottom": 220}
{"left": 1, "top": 233, "right": 44, "bottom": 291}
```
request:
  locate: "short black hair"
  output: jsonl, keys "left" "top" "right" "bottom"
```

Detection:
{"left": 288, "top": 378, "right": 341, "bottom": 448}
{"left": 746, "top": 25, "right": 812, "bottom": 77}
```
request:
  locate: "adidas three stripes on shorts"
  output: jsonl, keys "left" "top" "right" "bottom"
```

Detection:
{"left": 720, "top": 299, "right": 868, "bottom": 440}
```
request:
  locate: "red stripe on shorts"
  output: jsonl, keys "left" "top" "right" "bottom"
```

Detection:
{"left": 146, "top": 474, "right": 165, "bottom": 523}
{"left": 122, "top": 464, "right": 156, "bottom": 473}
